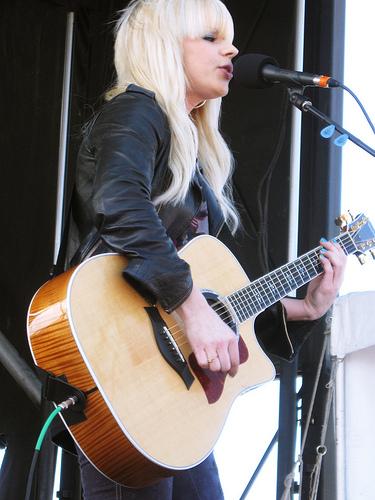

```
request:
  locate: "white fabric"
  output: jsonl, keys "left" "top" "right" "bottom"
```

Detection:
{"left": 332, "top": 291, "right": 375, "bottom": 500}
{"left": 330, "top": 291, "right": 375, "bottom": 357}
{"left": 341, "top": 345, "right": 375, "bottom": 499}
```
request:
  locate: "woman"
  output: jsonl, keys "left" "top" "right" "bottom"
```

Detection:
{"left": 68, "top": 0, "right": 346, "bottom": 497}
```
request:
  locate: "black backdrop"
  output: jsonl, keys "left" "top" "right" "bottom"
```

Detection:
{"left": 0, "top": 0, "right": 343, "bottom": 498}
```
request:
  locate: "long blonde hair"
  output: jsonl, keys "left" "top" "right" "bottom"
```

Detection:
{"left": 110, "top": 0, "right": 239, "bottom": 232}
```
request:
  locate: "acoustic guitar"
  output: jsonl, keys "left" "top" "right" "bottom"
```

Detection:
{"left": 27, "top": 213, "right": 374, "bottom": 487}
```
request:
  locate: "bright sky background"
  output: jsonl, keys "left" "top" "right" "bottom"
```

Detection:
{"left": 1, "top": 1, "right": 374, "bottom": 498}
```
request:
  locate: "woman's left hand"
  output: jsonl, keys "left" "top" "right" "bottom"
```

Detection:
{"left": 302, "top": 238, "right": 347, "bottom": 319}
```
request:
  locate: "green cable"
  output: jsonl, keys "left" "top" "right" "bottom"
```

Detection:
{"left": 35, "top": 406, "right": 63, "bottom": 451}
{"left": 25, "top": 405, "right": 65, "bottom": 500}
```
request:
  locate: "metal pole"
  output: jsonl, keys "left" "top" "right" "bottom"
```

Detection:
{"left": 53, "top": 11, "right": 75, "bottom": 263}
{"left": 240, "top": 431, "right": 279, "bottom": 500}
{"left": 0, "top": 330, "right": 41, "bottom": 407}
{"left": 288, "top": 0, "right": 306, "bottom": 268}
{"left": 276, "top": 355, "right": 299, "bottom": 499}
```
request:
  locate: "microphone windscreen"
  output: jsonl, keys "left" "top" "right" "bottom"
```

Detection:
{"left": 233, "top": 53, "right": 279, "bottom": 89}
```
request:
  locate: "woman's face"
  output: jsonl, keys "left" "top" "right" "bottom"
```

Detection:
{"left": 183, "top": 31, "right": 238, "bottom": 111}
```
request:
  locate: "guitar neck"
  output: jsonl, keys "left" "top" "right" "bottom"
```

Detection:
{"left": 227, "top": 231, "right": 357, "bottom": 322}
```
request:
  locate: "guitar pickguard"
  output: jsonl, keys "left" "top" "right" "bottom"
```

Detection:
{"left": 189, "top": 336, "right": 249, "bottom": 404}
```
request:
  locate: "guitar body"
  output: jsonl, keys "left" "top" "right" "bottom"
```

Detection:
{"left": 27, "top": 235, "right": 275, "bottom": 487}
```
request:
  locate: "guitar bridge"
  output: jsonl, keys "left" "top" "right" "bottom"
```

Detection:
{"left": 144, "top": 307, "right": 195, "bottom": 390}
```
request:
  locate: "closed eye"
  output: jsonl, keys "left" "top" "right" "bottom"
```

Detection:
{"left": 203, "top": 34, "right": 216, "bottom": 42}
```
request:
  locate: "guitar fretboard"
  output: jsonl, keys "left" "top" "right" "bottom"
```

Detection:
{"left": 227, "top": 232, "right": 356, "bottom": 322}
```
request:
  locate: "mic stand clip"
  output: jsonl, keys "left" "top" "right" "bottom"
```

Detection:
{"left": 287, "top": 89, "right": 375, "bottom": 158}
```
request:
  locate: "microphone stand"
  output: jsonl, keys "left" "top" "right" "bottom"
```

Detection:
{"left": 288, "top": 90, "right": 375, "bottom": 157}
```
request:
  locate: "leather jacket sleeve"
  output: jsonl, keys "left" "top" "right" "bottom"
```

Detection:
{"left": 254, "top": 301, "right": 324, "bottom": 361}
{"left": 82, "top": 90, "right": 193, "bottom": 312}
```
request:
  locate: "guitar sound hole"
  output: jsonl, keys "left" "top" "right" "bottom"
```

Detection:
{"left": 202, "top": 290, "right": 238, "bottom": 336}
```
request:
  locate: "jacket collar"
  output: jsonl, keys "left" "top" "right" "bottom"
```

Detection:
{"left": 126, "top": 84, "right": 156, "bottom": 99}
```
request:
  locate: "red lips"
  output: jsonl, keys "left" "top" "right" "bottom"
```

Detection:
{"left": 219, "top": 63, "right": 233, "bottom": 73}
{"left": 218, "top": 64, "right": 233, "bottom": 79}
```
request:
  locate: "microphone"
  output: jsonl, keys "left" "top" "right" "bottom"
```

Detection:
{"left": 233, "top": 53, "right": 340, "bottom": 89}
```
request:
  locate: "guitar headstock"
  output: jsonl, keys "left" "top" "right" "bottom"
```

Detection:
{"left": 337, "top": 213, "right": 375, "bottom": 264}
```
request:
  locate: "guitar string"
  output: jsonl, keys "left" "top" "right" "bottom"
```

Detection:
{"left": 167, "top": 232, "right": 356, "bottom": 343}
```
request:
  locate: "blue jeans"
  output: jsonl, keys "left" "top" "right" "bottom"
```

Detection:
{"left": 76, "top": 447, "right": 224, "bottom": 500}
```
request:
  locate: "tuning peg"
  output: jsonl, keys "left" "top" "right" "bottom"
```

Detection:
{"left": 335, "top": 213, "right": 350, "bottom": 230}
{"left": 356, "top": 254, "right": 367, "bottom": 265}
{"left": 347, "top": 210, "right": 355, "bottom": 221}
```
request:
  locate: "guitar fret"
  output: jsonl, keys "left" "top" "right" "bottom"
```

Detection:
{"left": 242, "top": 289, "right": 257, "bottom": 317}
{"left": 293, "top": 261, "right": 307, "bottom": 281}
{"left": 339, "top": 234, "right": 356, "bottom": 255}
{"left": 257, "top": 278, "right": 271, "bottom": 309}
{"left": 276, "top": 269, "right": 293, "bottom": 295}
{"left": 292, "top": 267, "right": 305, "bottom": 287}
{"left": 229, "top": 289, "right": 254, "bottom": 321}
{"left": 303, "top": 253, "right": 316, "bottom": 277}
{"left": 260, "top": 280, "right": 273, "bottom": 307}
{"left": 285, "top": 263, "right": 302, "bottom": 288}
{"left": 249, "top": 282, "right": 266, "bottom": 310}
{"left": 259, "top": 277, "right": 277, "bottom": 305}
{"left": 292, "top": 259, "right": 309, "bottom": 284}
{"left": 240, "top": 290, "right": 256, "bottom": 318}
{"left": 235, "top": 290, "right": 253, "bottom": 320}
{"left": 305, "top": 252, "right": 321, "bottom": 276}
{"left": 264, "top": 276, "right": 282, "bottom": 302}
{"left": 229, "top": 292, "right": 247, "bottom": 322}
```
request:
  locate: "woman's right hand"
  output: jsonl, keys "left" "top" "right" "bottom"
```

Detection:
{"left": 175, "top": 285, "right": 240, "bottom": 376}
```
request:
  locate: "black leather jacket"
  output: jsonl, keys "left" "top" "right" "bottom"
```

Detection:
{"left": 69, "top": 84, "right": 320, "bottom": 360}
{"left": 70, "top": 85, "right": 226, "bottom": 312}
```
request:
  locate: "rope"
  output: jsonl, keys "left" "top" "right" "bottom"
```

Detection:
{"left": 280, "top": 328, "right": 330, "bottom": 499}
{"left": 308, "top": 357, "right": 340, "bottom": 499}
{"left": 280, "top": 471, "right": 296, "bottom": 500}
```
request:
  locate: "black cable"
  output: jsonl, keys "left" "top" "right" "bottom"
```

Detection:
{"left": 24, "top": 450, "right": 40, "bottom": 500}
{"left": 256, "top": 88, "right": 290, "bottom": 274}
{"left": 338, "top": 82, "right": 375, "bottom": 135}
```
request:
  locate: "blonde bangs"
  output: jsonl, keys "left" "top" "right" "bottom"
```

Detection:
{"left": 177, "top": 0, "right": 234, "bottom": 41}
